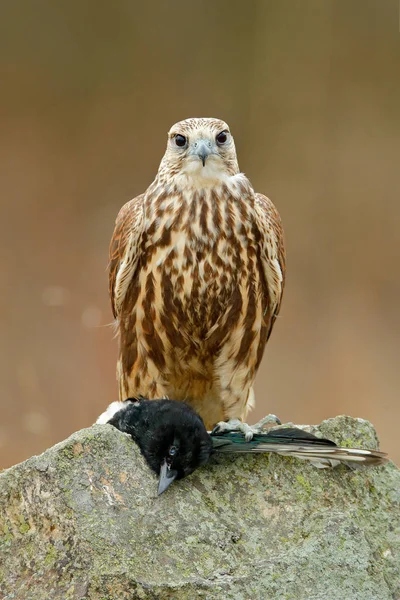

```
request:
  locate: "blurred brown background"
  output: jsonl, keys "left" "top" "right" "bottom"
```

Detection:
{"left": 1, "top": 0, "right": 399, "bottom": 469}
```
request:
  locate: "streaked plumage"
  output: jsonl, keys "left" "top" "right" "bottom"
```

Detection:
{"left": 109, "top": 118, "right": 285, "bottom": 429}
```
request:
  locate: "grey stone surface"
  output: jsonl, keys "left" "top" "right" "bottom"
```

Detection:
{"left": 0, "top": 416, "right": 399, "bottom": 600}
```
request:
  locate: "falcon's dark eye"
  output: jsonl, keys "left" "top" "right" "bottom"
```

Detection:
{"left": 175, "top": 135, "right": 187, "bottom": 147}
{"left": 169, "top": 445, "right": 178, "bottom": 457}
{"left": 216, "top": 131, "right": 228, "bottom": 145}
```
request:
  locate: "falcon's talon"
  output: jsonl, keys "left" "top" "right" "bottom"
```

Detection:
{"left": 212, "top": 414, "right": 282, "bottom": 441}
{"left": 253, "top": 414, "right": 282, "bottom": 429}
{"left": 211, "top": 419, "right": 242, "bottom": 436}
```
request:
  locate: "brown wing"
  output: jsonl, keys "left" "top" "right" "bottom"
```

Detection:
{"left": 109, "top": 194, "right": 145, "bottom": 318}
{"left": 254, "top": 193, "right": 286, "bottom": 339}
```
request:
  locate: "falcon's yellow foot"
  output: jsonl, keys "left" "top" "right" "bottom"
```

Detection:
{"left": 211, "top": 414, "right": 281, "bottom": 442}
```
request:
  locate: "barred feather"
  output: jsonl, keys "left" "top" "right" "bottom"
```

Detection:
{"left": 211, "top": 428, "right": 388, "bottom": 468}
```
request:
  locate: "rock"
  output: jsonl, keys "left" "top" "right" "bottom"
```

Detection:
{"left": 0, "top": 416, "right": 399, "bottom": 600}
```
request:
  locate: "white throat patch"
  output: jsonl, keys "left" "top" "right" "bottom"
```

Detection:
{"left": 96, "top": 400, "right": 133, "bottom": 424}
{"left": 179, "top": 157, "right": 230, "bottom": 188}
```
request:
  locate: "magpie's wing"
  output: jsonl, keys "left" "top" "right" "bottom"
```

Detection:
{"left": 211, "top": 427, "right": 388, "bottom": 468}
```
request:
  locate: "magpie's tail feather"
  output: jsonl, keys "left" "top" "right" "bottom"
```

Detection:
{"left": 210, "top": 427, "right": 388, "bottom": 468}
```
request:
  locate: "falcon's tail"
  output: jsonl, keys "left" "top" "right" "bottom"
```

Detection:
{"left": 210, "top": 427, "right": 388, "bottom": 469}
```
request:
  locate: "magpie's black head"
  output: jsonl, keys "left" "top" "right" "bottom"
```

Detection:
{"left": 108, "top": 398, "right": 213, "bottom": 494}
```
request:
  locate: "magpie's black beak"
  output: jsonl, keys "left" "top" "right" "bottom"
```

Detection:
{"left": 158, "top": 459, "right": 178, "bottom": 495}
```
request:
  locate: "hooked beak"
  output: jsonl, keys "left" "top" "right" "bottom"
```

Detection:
{"left": 191, "top": 139, "right": 214, "bottom": 167}
{"left": 158, "top": 459, "right": 178, "bottom": 495}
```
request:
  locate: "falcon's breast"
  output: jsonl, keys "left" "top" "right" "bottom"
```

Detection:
{"left": 136, "top": 177, "right": 264, "bottom": 357}
{"left": 109, "top": 171, "right": 285, "bottom": 410}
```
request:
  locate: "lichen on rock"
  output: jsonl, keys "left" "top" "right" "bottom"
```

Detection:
{"left": 0, "top": 417, "right": 399, "bottom": 600}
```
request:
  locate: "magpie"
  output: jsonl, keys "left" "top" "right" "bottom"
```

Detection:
{"left": 97, "top": 397, "right": 388, "bottom": 494}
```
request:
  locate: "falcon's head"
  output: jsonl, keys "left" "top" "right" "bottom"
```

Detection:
{"left": 159, "top": 117, "right": 240, "bottom": 184}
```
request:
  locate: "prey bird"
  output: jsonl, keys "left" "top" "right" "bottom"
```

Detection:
{"left": 106, "top": 117, "right": 285, "bottom": 437}
{"left": 100, "top": 398, "right": 389, "bottom": 495}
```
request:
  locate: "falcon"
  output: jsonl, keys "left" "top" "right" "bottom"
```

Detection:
{"left": 103, "top": 117, "right": 285, "bottom": 436}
